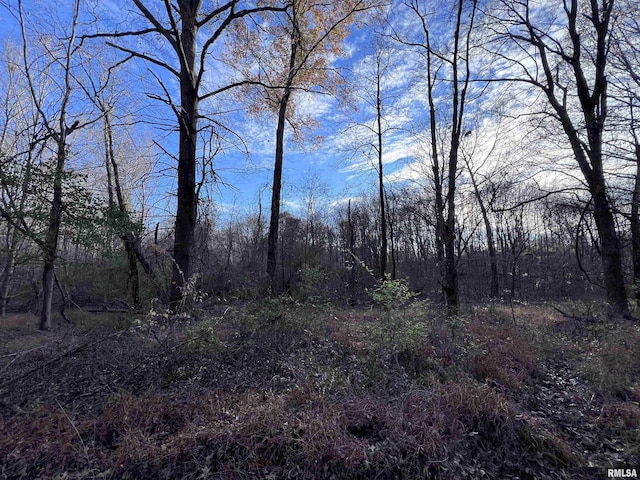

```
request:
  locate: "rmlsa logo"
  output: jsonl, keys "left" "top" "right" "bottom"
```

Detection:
{"left": 608, "top": 469, "right": 638, "bottom": 478}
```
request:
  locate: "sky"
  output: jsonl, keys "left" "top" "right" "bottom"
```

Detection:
{"left": 0, "top": 0, "right": 440, "bottom": 225}
{"left": 1, "top": 0, "right": 624, "bottom": 230}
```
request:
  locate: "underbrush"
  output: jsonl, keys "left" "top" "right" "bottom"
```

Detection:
{"left": 0, "top": 301, "right": 636, "bottom": 478}
{"left": 468, "top": 319, "right": 537, "bottom": 390}
{"left": 0, "top": 381, "right": 547, "bottom": 479}
{"left": 577, "top": 322, "right": 640, "bottom": 398}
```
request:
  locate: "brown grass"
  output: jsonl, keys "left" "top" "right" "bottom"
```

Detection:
{"left": 578, "top": 322, "right": 640, "bottom": 397}
{"left": 1, "top": 302, "right": 636, "bottom": 478}
{"left": 469, "top": 319, "right": 537, "bottom": 389}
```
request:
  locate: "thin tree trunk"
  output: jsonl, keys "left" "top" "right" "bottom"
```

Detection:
{"left": 376, "top": 59, "right": 387, "bottom": 280}
{"left": 347, "top": 199, "right": 356, "bottom": 303}
{"left": 465, "top": 162, "right": 499, "bottom": 297}
{"left": 387, "top": 195, "right": 397, "bottom": 280}
{"left": 103, "top": 110, "right": 150, "bottom": 308}
{"left": 425, "top": 30, "right": 446, "bottom": 291}
{"left": 267, "top": 36, "right": 298, "bottom": 294}
{"left": 54, "top": 271, "right": 72, "bottom": 324}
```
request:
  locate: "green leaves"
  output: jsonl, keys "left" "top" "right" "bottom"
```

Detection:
{"left": 367, "top": 274, "right": 416, "bottom": 312}
{"left": 102, "top": 204, "right": 143, "bottom": 238}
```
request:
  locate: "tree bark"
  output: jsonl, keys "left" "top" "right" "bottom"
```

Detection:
{"left": 39, "top": 145, "right": 65, "bottom": 330}
{"left": 267, "top": 35, "right": 298, "bottom": 294}
{"left": 631, "top": 138, "right": 640, "bottom": 302}
{"left": 170, "top": 3, "right": 199, "bottom": 312}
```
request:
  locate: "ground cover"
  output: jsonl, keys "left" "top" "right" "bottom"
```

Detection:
{"left": 0, "top": 301, "right": 638, "bottom": 479}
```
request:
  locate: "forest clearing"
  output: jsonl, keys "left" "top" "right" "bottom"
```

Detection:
{"left": 1, "top": 300, "right": 638, "bottom": 479}
{"left": 2, "top": 0, "right": 640, "bottom": 477}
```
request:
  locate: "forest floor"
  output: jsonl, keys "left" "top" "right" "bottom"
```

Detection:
{"left": 0, "top": 299, "right": 638, "bottom": 479}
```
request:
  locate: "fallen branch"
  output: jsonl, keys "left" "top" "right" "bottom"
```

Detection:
{"left": 79, "top": 310, "right": 229, "bottom": 399}
{"left": 0, "top": 330, "right": 123, "bottom": 390}
{"left": 551, "top": 305, "right": 576, "bottom": 320}
{"left": 0, "top": 344, "right": 48, "bottom": 359}
{"left": 83, "top": 308, "right": 129, "bottom": 313}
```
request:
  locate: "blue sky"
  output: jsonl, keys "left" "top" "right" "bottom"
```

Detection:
{"left": 0, "top": 0, "right": 601, "bottom": 229}
{"left": 0, "top": 0, "right": 403, "bottom": 223}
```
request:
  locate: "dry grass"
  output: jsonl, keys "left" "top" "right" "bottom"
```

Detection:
{"left": 577, "top": 322, "right": 640, "bottom": 397}
{"left": 0, "top": 302, "right": 637, "bottom": 478}
{"left": 469, "top": 320, "right": 537, "bottom": 389}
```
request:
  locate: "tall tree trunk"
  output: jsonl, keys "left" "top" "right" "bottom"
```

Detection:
{"left": 267, "top": 36, "right": 297, "bottom": 294}
{"left": 592, "top": 185, "right": 628, "bottom": 309}
{"left": 40, "top": 142, "right": 65, "bottom": 330}
{"left": 442, "top": 146, "right": 459, "bottom": 310}
{"left": 376, "top": 61, "right": 387, "bottom": 280}
{"left": 631, "top": 137, "right": 640, "bottom": 302}
{"left": 440, "top": 0, "right": 474, "bottom": 312}
{"left": 170, "top": 5, "right": 199, "bottom": 312}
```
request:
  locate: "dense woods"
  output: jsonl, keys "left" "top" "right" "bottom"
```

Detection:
{"left": 1, "top": 1, "right": 639, "bottom": 478}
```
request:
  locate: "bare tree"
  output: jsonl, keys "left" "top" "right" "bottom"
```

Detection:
{"left": 609, "top": 0, "right": 640, "bottom": 301}
{"left": 264, "top": 0, "right": 379, "bottom": 293}
{"left": 0, "top": 0, "right": 101, "bottom": 329}
{"left": 79, "top": 55, "right": 154, "bottom": 309}
{"left": 85, "top": 0, "right": 290, "bottom": 310}
{"left": 462, "top": 146, "right": 500, "bottom": 298}
{"left": 397, "top": 0, "right": 479, "bottom": 310}
{"left": 0, "top": 42, "right": 39, "bottom": 316}
{"left": 489, "top": 0, "right": 629, "bottom": 316}
{"left": 341, "top": 37, "right": 398, "bottom": 280}
{"left": 227, "top": 0, "right": 378, "bottom": 292}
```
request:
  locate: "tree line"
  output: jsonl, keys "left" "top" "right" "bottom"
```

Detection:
{"left": 0, "top": 0, "right": 639, "bottom": 329}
